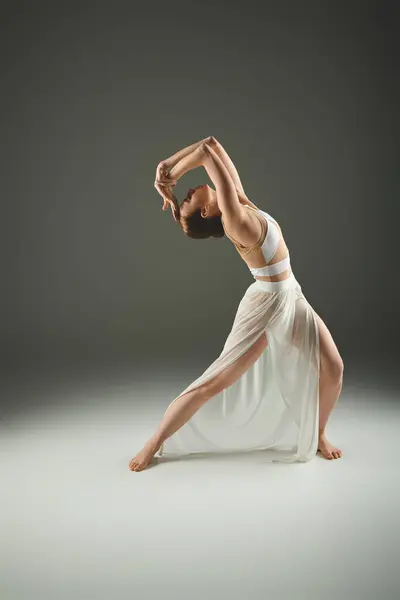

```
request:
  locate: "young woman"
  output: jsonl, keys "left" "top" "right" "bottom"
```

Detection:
{"left": 129, "top": 136, "right": 344, "bottom": 472}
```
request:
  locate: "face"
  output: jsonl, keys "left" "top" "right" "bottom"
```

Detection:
{"left": 180, "top": 184, "right": 217, "bottom": 217}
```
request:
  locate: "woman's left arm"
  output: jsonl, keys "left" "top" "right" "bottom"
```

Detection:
{"left": 160, "top": 136, "right": 214, "bottom": 173}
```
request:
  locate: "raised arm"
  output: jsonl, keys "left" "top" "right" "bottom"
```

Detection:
{"left": 164, "top": 136, "right": 248, "bottom": 198}
{"left": 160, "top": 136, "right": 214, "bottom": 172}
{"left": 169, "top": 142, "right": 245, "bottom": 223}
{"left": 207, "top": 137, "right": 249, "bottom": 200}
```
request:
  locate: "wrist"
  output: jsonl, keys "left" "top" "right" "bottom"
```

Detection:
{"left": 161, "top": 159, "right": 171, "bottom": 171}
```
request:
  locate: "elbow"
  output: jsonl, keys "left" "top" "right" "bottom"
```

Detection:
{"left": 207, "top": 136, "right": 219, "bottom": 148}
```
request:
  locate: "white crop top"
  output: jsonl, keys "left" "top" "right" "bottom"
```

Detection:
{"left": 245, "top": 206, "right": 291, "bottom": 277}
{"left": 222, "top": 206, "right": 291, "bottom": 278}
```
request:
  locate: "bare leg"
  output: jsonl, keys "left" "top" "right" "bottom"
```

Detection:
{"left": 313, "top": 311, "right": 344, "bottom": 459}
{"left": 129, "top": 332, "right": 268, "bottom": 471}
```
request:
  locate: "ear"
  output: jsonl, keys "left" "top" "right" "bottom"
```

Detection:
{"left": 201, "top": 207, "right": 208, "bottom": 218}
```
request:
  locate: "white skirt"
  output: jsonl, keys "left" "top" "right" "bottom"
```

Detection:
{"left": 158, "top": 272, "right": 320, "bottom": 463}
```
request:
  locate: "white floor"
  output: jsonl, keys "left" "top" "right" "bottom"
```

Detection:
{"left": 1, "top": 365, "right": 399, "bottom": 600}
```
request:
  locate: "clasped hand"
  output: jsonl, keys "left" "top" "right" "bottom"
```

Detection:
{"left": 154, "top": 161, "right": 180, "bottom": 222}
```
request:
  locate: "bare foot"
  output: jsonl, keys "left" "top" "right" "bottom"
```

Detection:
{"left": 317, "top": 433, "right": 342, "bottom": 460}
{"left": 129, "top": 440, "right": 160, "bottom": 472}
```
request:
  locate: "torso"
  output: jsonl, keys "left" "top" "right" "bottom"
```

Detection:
{"left": 223, "top": 196, "right": 292, "bottom": 282}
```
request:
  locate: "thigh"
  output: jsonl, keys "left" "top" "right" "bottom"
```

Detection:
{"left": 312, "top": 309, "right": 344, "bottom": 379}
{"left": 205, "top": 331, "right": 268, "bottom": 397}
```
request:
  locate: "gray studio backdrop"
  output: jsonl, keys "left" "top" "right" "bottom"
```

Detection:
{"left": 1, "top": 1, "right": 397, "bottom": 377}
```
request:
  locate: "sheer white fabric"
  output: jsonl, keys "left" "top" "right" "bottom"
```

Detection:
{"left": 158, "top": 273, "right": 320, "bottom": 462}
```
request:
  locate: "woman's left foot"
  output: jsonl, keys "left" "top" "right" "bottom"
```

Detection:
{"left": 317, "top": 433, "right": 342, "bottom": 460}
{"left": 129, "top": 441, "right": 159, "bottom": 472}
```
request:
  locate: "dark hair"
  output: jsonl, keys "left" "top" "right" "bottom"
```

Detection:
{"left": 178, "top": 208, "right": 225, "bottom": 239}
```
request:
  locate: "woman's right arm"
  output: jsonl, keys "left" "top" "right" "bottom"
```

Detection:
{"left": 207, "top": 137, "right": 249, "bottom": 200}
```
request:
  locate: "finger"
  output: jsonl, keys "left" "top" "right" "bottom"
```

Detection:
{"left": 155, "top": 182, "right": 177, "bottom": 214}
{"left": 155, "top": 181, "right": 169, "bottom": 195}
{"left": 157, "top": 178, "right": 177, "bottom": 187}
{"left": 162, "top": 189, "right": 175, "bottom": 203}
{"left": 155, "top": 172, "right": 177, "bottom": 185}
{"left": 157, "top": 192, "right": 169, "bottom": 210}
{"left": 155, "top": 183, "right": 169, "bottom": 202}
{"left": 171, "top": 203, "right": 180, "bottom": 221}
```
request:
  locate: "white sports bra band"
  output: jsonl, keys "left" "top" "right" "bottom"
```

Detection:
{"left": 249, "top": 255, "right": 291, "bottom": 277}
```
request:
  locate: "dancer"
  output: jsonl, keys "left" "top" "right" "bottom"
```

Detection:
{"left": 129, "top": 136, "right": 344, "bottom": 471}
